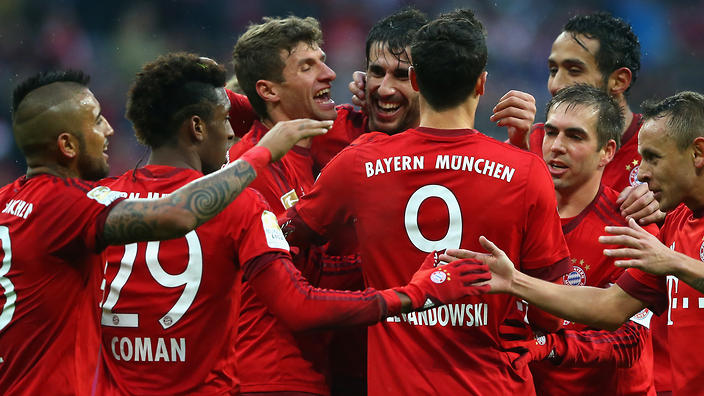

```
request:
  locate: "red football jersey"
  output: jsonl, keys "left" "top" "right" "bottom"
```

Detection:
{"left": 532, "top": 186, "right": 656, "bottom": 396}
{"left": 226, "top": 89, "right": 257, "bottom": 138}
{"left": 0, "top": 175, "right": 123, "bottom": 395}
{"left": 229, "top": 121, "right": 330, "bottom": 394}
{"left": 530, "top": 114, "right": 643, "bottom": 192}
{"left": 294, "top": 127, "right": 571, "bottom": 394}
{"left": 656, "top": 204, "right": 704, "bottom": 395}
{"left": 310, "top": 104, "right": 367, "bottom": 173}
{"left": 98, "top": 166, "right": 291, "bottom": 395}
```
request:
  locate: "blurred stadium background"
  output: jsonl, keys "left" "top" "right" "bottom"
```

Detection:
{"left": 1, "top": 0, "right": 702, "bottom": 185}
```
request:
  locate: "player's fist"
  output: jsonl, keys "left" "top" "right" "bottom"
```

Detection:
{"left": 499, "top": 318, "right": 566, "bottom": 369}
{"left": 396, "top": 251, "right": 491, "bottom": 311}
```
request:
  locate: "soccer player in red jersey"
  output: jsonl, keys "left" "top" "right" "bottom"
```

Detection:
{"left": 448, "top": 91, "right": 704, "bottom": 396}
{"left": 523, "top": 84, "right": 657, "bottom": 395}
{"left": 501, "top": 13, "right": 646, "bottom": 194}
{"left": 282, "top": 10, "right": 571, "bottom": 394}
{"left": 0, "top": 69, "right": 330, "bottom": 395}
{"left": 95, "top": 52, "right": 490, "bottom": 395}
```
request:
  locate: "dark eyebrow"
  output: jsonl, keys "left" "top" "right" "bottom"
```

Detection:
{"left": 544, "top": 122, "right": 589, "bottom": 137}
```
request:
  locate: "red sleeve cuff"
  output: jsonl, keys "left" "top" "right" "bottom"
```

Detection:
{"left": 616, "top": 271, "right": 667, "bottom": 315}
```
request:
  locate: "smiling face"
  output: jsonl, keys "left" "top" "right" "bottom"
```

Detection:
{"left": 73, "top": 88, "right": 113, "bottom": 180}
{"left": 273, "top": 41, "right": 337, "bottom": 121}
{"left": 543, "top": 102, "right": 609, "bottom": 194}
{"left": 637, "top": 117, "right": 696, "bottom": 212}
{"left": 548, "top": 31, "right": 606, "bottom": 97}
{"left": 365, "top": 42, "right": 420, "bottom": 134}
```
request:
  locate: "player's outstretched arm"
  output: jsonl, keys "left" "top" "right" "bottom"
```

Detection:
{"left": 601, "top": 218, "right": 704, "bottom": 292}
{"left": 491, "top": 90, "right": 536, "bottom": 150}
{"left": 246, "top": 251, "right": 491, "bottom": 331}
{"left": 442, "top": 236, "right": 646, "bottom": 331}
{"left": 499, "top": 318, "right": 648, "bottom": 369}
{"left": 103, "top": 119, "right": 332, "bottom": 245}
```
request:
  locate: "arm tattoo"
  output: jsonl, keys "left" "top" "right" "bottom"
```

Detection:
{"left": 103, "top": 160, "right": 257, "bottom": 245}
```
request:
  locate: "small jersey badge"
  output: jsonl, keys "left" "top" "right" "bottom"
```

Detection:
{"left": 87, "top": 186, "right": 122, "bottom": 206}
{"left": 280, "top": 189, "right": 299, "bottom": 210}
{"left": 261, "top": 210, "right": 290, "bottom": 250}
{"left": 563, "top": 266, "right": 586, "bottom": 286}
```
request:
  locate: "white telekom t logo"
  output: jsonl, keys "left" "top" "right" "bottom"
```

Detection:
{"left": 667, "top": 242, "right": 678, "bottom": 326}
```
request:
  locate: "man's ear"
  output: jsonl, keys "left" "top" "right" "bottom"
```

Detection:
{"left": 607, "top": 67, "right": 632, "bottom": 96}
{"left": 693, "top": 136, "right": 704, "bottom": 169}
{"left": 599, "top": 139, "right": 617, "bottom": 167}
{"left": 409, "top": 66, "right": 419, "bottom": 92}
{"left": 57, "top": 132, "right": 80, "bottom": 159}
{"left": 475, "top": 71, "right": 487, "bottom": 96}
{"left": 188, "top": 115, "right": 207, "bottom": 142}
{"left": 255, "top": 79, "right": 279, "bottom": 104}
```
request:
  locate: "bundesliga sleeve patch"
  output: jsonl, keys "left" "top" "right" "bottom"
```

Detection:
{"left": 87, "top": 186, "right": 122, "bottom": 206}
{"left": 261, "top": 210, "right": 290, "bottom": 251}
{"left": 628, "top": 308, "right": 653, "bottom": 329}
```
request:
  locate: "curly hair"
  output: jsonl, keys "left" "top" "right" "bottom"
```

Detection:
{"left": 232, "top": 16, "right": 322, "bottom": 120}
{"left": 126, "top": 52, "right": 227, "bottom": 148}
{"left": 12, "top": 70, "right": 89, "bottom": 118}
{"left": 564, "top": 12, "right": 641, "bottom": 94}
{"left": 411, "top": 9, "right": 487, "bottom": 111}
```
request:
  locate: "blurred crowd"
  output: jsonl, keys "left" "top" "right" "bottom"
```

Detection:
{"left": 1, "top": 0, "right": 703, "bottom": 185}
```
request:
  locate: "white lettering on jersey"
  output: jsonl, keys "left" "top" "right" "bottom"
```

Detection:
{"left": 87, "top": 186, "right": 122, "bottom": 206}
{"left": 1, "top": 199, "right": 33, "bottom": 219}
{"left": 110, "top": 336, "right": 186, "bottom": 362}
{"left": 364, "top": 156, "right": 424, "bottom": 178}
{"left": 261, "top": 210, "right": 289, "bottom": 250}
{"left": 434, "top": 155, "right": 515, "bottom": 182}
{"left": 386, "top": 303, "right": 488, "bottom": 327}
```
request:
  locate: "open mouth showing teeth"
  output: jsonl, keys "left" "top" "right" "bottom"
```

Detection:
{"left": 376, "top": 101, "right": 400, "bottom": 113}
{"left": 314, "top": 88, "right": 331, "bottom": 102}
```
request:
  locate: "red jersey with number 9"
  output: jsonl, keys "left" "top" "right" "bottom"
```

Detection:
{"left": 294, "top": 127, "right": 571, "bottom": 395}
{"left": 98, "top": 166, "right": 290, "bottom": 395}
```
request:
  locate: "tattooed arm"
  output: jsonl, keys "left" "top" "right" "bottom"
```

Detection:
{"left": 103, "top": 119, "right": 332, "bottom": 245}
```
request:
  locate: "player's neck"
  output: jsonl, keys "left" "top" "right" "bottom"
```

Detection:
{"left": 619, "top": 99, "right": 634, "bottom": 137}
{"left": 555, "top": 175, "right": 602, "bottom": 218}
{"left": 262, "top": 113, "right": 312, "bottom": 148}
{"left": 418, "top": 97, "right": 477, "bottom": 130}
{"left": 148, "top": 146, "right": 202, "bottom": 173}
{"left": 25, "top": 163, "right": 79, "bottom": 180}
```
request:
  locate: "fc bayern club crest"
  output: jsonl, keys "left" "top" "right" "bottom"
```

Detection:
{"left": 629, "top": 165, "right": 642, "bottom": 186}
{"left": 563, "top": 266, "right": 586, "bottom": 286}
{"left": 700, "top": 240, "right": 704, "bottom": 262}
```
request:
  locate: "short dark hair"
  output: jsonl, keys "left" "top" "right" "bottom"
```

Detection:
{"left": 126, "top": 52, "right": 227, "bottom": 149}
{"left": 546, "top": 83, "right": 623, "bottom": 150}
{"left": 564, "top": 12, "right": 641, "bottom": 94}
{"left": 233, "top": 16, "right": 322, "bottom": 120}
{"left": 12, "top": 70, "right": 90, "bottom": 118}
{"left": 365, "top": 8, "right": 428, "bottom": 68}
{"left": 411, "top": 9, "right": 487, "bottom": 111}
{"left": 641, "top": 91, "right": 704, "bottom": 150}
